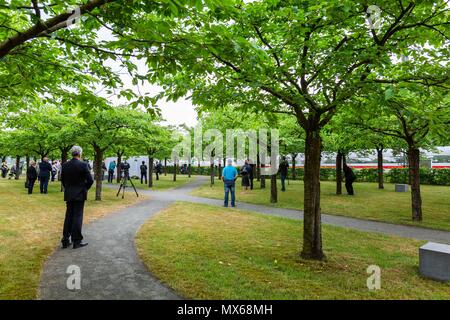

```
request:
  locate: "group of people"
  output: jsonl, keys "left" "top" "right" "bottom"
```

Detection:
{"left": 25, "top": 158, "right": 62, "bottom": 194}
{"left": 139, "top": 161, "right": 163, "bottom": 184}
{"left": 0, "top": 158, "right": 63, "bottom": 194}
{"left": 221, "top": 157, "right": 357, "bottom": 207}
{"left": 104, "top": 159, "right": 164, "bottom": 184}
{"left": 1, "top": 161, "right": 20, "bottom": 179}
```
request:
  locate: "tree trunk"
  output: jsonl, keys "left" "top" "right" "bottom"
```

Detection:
{"left": 260, "top": 175, "right": 266, "bottom": 189}
{"left": 256, "top": 154, "right": 261, "bottom": 181}
{"left": 408, "top": 147, "right": 422, "bottom": 221}
{"left": 218, "top": 162, "right": 221, "bottom": 179}
{"left": 116, "top": 152, "right": 123, "bottom": 183}
{"left": 164, "top": 157, "right": 167, "bottom": 176}
{"left": 270, "top": 174, "right": 277, "bottom": 203}
{"left": 148, "top": 156, "right": 154, "bottom": 188}
{"left": 210, "top": 160, "right": 214, "bottom": 186}
{"left": 376, "top": 146, "right": 384, "bottom": 189}
{"left": 173, "top": 161, "right": 177, "bottom": 182}
{"left": 301, "top": 129, "right": 324, "bottom": 260}
{"left": 292, "top": 154, "right": 297, "bottom": 180}
{"left": 336, "top": 150, "right": 342, "bottom": 195}
{"left": 25, "top": 155, "right": 30, "bottom": 186}
{"left": 15, "top": 155, "right": 20, "bottom": 180}
{"left": 93, "top": 146, "right": 103, "bottom": 201}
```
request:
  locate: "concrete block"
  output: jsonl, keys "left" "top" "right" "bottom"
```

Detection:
{"left": 395, "top": 184, "right": 409, "bottom": 192}
{"left": 419, "top": 242, "right": 450, "bottom": 282}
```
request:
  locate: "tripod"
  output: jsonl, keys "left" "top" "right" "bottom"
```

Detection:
{"left": 116, "top": 172, "right": 139, "bottom": 199}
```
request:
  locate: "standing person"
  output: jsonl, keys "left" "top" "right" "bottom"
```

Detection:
{"left": 155, "top": 161, "right": 162, "bottom": 181}
{"left": 51, "top": 161, "right": 58, "bottom": 182}
{"left": 222, "top": 159, "right": 238, "bottom": 208}
{"left": 240, "top": 160, "right": 252, "bottom": 191}
{"left": 83, "top": 158, "right": 92, "bottom": 172}
{"left": 1, "top": 162, "right": 8, "bottom": 178}
{"left": 61, "top": 146, "right": 93, "bottom": 249}
{"left": 56, "top": 160, "right": 62, "bottom": 181}
{"left": 8, "top": 163, "right": 16, "bottom": 180}
{"left": 140, "top": 161, "right": 147, "bottom": 184}
{"left": 108, "top": 160, "right": 116, "bottom": 183}
{"left": 278, "top": 156, "right": 289, "bottom": 192}
{"left": 343, "top": 164, "right": 356, "bottom": 195}
{"left": 101, "top": 161, "right": 107, "bottom": 181}
{"left": 26, "top": 161, "right": 38, "bottom": 194}
{"left": 38, "top": 157, "right": 52, "bottom": 194}
{"left": 249, "top": 160, "right": 255, "bottom": 190}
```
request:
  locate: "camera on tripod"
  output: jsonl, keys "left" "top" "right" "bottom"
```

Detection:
{"left": 120, "top": 161, "right": 131, "bottom": 178}
{"left": 117, "top": 161, "right": 138, "bottom": 199}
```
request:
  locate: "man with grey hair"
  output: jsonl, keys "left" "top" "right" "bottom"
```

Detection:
{"left": 221, "top": 158, "right": 238, "bottom": 207}
{"left": 60, "top": 146, "right": 93, "bottom": 249}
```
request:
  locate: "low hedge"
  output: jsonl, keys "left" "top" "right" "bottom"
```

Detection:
{"left": 163, "top": 165, "right": 450, "bottom": 186}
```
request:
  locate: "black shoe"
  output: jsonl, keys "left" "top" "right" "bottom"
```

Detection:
{"left": 61, "top": 242, "right": 72, "bottom": 249}
{"left": 73, "top": 242, "right": 88, "bottom": 249}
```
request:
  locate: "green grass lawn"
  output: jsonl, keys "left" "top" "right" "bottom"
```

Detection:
{"left": 109, "top": 173, "right": 193, "bottom": 191}
{"left": 191, "top": 179, "right": 450, "bottom": 231}
{"left": 0, "top": 178, "right": 147, "bottom": 300}
{"left": 136, "top": 202, "right": 450, "bottom": 300}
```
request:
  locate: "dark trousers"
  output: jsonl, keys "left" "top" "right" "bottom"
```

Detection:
{"left": 40, "top": 176, "right": 50, "bottom": 193}
{"left": 345, "top": 181, "right": 354, "bottom": 195}
{"left": 28, "top": 178, "right": 36, "bottom": 194}
{"left": 141, "top": 172, "right": 147, "bottom": 184}
{"left": 250, "top": 178, "right": 254, "bottom": 190}
{"left": 281, "top": 174, "right": 287, "bottom": 191}
{"left": 51, "top": 171, "right": 57, "bottom": 182}
{"left": 108, "top": 170, "right": 114, "bottom": 183}
{"left": 62, "top": 201, "right": 85, "bottom": 245}
{"left": 224, "top": 180, "right": 236, "bottom": 207}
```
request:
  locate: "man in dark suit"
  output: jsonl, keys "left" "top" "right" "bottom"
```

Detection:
{"left": 140, "top": 161, "right": 147, "bottom": 184}
{"left": 61, "top": 146, "right": 94, "bottom": 249}
{"left": 38, "top": 157, "right": 53, "bottom": 194}
{"left": 26, "top": 161, "right": 38, "bottom": 194}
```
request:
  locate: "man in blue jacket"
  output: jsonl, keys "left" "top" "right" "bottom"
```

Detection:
{"left": 221, "top": 159, "right": 238, "bottom": 207}
{"left": 38, "top": 157, "right": 53, "bottom": 194}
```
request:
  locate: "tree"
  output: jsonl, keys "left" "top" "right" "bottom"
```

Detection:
{"left": 135, "top": 117, "right": 174, "bottom": 188}
{"left": 352, "top": 84, "right": 449, "bottom": 221}
{"left": 80, "top": 103, "right": 141, "bottom": 201}
{"left": 133, "top": 1, "right": 449, "bottom": 259}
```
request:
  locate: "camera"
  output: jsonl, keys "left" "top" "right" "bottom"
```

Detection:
{"left": 120, "top": 161, "right": 131, "bottom": 177}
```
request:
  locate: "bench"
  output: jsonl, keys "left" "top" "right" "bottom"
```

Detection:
{"left": 419, "top": 242, "right": 450, "bottom": 282}
{"left": 395, "top": 184, "right": 409, "bottom": 192}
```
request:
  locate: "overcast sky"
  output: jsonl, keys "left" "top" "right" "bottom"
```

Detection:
{"left": 93, "top": 27, "right": 199, "bottom": 128}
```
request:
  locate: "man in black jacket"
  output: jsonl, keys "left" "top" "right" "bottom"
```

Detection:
{"left": 26, "top": 161, "right": 38, "bottom": 194}
{"left": 38, "top": 157, "right": 53, "bottom": 194}
{"left": 61, "top": 146, "right": 94, "bottom": 249}
{"left": 278, "top": 156, "right": 289, "bottom": 192}
{"left": 140, "top": 161, "right": 147, "bottom": 184}
{"left": 343, "top": 164, "right": 356, "bottom": 195}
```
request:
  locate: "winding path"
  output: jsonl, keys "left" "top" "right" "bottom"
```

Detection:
{"left": 39, "top": 176, "right": 450, "bottom": 300}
